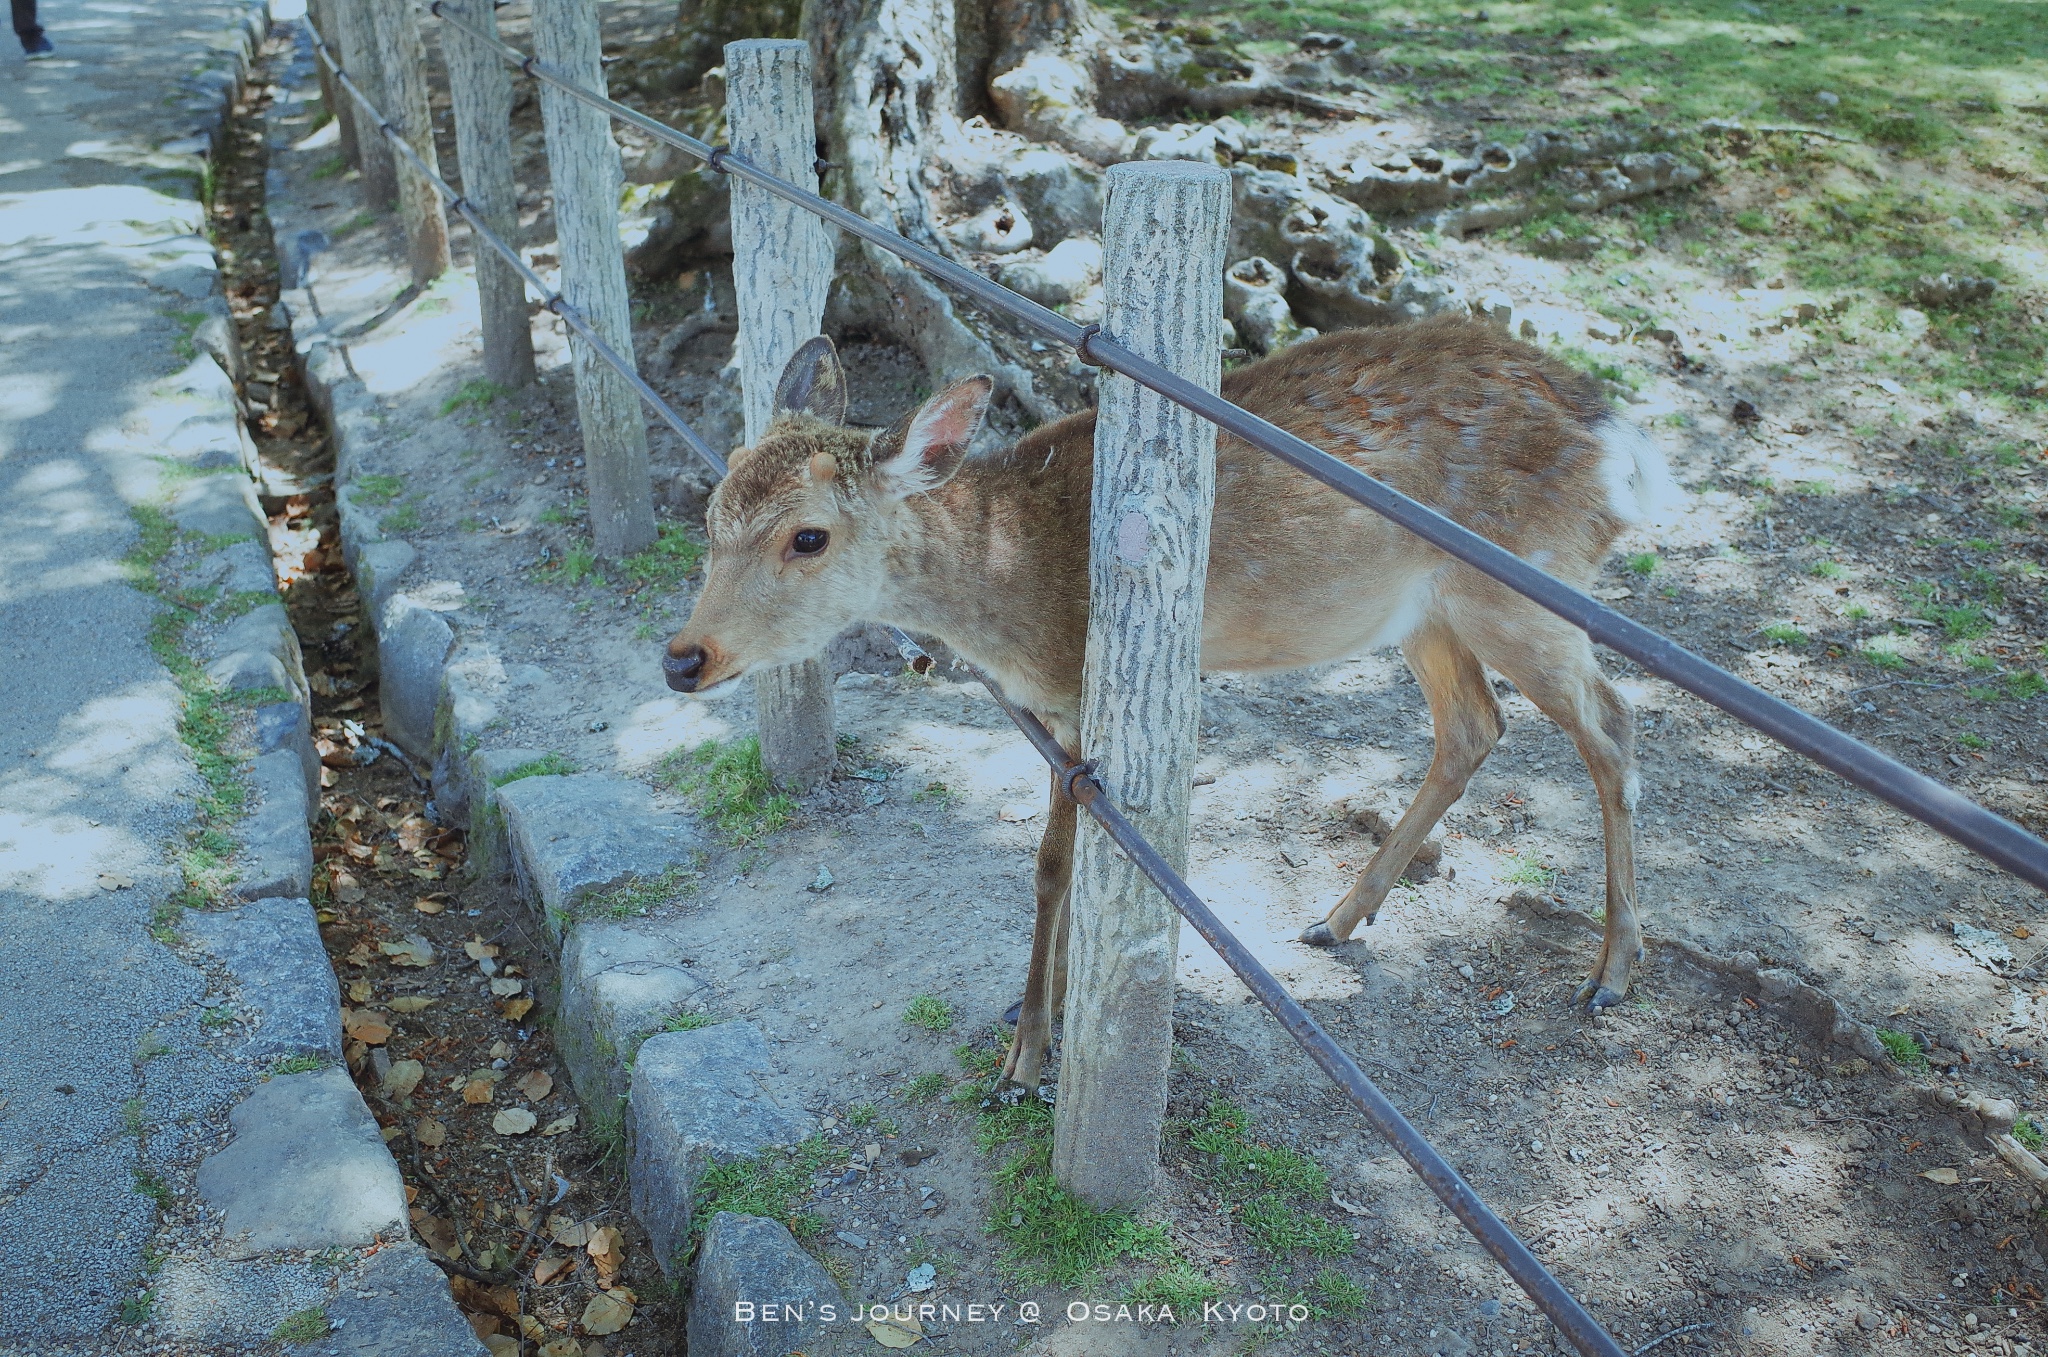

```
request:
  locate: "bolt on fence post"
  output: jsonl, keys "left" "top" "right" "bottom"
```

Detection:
{"left": 436, "top": 0, "right": 537, "bottom": 390}
{"left": 1053, "top": 161, "right": 1229, "bottom": 1208}
{"left": 725, "top": 38, "right": 838, "bottom": 792}
{"left": 532, "top": 0, "right": 657, "bottom": 558}
{"left": 331, "top": 0, "right": 398, "bottom": 208}
{"left": 306, "top": 0, "right": 361, "bottom": 172}
{"left": 364, "top": 0, "right": 451, "bottom": 285}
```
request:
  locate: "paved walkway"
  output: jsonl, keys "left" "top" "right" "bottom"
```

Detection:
{"left": 0, "top": 0, "right": 268, "bottom": 1345}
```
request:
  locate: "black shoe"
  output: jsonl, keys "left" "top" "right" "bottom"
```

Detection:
{"left": 22, "top": 35, "right": 54, "bottom": 59}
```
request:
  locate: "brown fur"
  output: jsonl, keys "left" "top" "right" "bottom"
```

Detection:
{"left": 672, "top": 319, "right": 1662, "bottom": 1090}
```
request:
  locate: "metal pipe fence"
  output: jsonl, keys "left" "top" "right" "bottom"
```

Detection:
{"left": 426, "top": 0, "right": 2048, "bottom": 901}
{"left": 310, "top": 13, "right": 2048, "bottom": 1354}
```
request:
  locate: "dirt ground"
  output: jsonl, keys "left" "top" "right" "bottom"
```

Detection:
{"left": 236, "top": 0, "right": 2048, "bottom": 1352}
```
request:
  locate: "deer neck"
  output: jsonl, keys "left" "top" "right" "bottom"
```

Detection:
{"left": 872, "top": 456, "right": 1090, "bottom": 723}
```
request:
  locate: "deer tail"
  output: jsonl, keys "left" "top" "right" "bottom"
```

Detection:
{"left": 1593, "top": 413, "right": 1678, "bottom": 527}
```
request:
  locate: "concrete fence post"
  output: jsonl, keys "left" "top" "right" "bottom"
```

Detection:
{"left": 306, "top": 0, "right": 361, "bottom": 172}
{"left": 725, "top": 38, "right": 838, "bottom": 792}
{"left": 363, "top": 0, "right": 451, "bottom": 284}
{"left": 331, "top": 0, "right": 398, "bottom": 209}
{"left": 1052, "top": 161, "right": 1229, "bottom": 1207}
{"left": 436, "top": 0, "right": 537, "bottom": 389}
{"left": 533, "top": 0, "right": 657, "bottom": 558}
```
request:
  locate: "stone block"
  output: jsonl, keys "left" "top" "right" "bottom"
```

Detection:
{"left": 557, "top": 920, "right": 704, "bottom": 1110}
{"left": 212, "top": 538, "right": 281, "bottom": 598}
{"left": 687, "top": 1213, "right": 852, "bottom": 1357}
{"left": 255, "top": 699, "right": 319, "bottom": 819}
{"left": 377, "top": 594, "right": 455, "bottom": 759}
{"left": 341, "top": 532, "right": 416, "bottom": 631}
{"left": 286, "top": 1241, "right": 490, "bottom": 1357}
{"left": 196, "top": 1066, "right": 406, "bottom": 1258}
{"left": 207, "top": 604, "right": 306, "bottom": 700}
{"left": 171, "top": 472, "right": 266, "bottom": 544}
{"left": 185, "top": 896, "right": 343, "bottom": 1062}
{"left": 461, "top": 748, "right": 544, "bottom": 880}
{"left": 428, "top": 648, "right": 506, "bottom": 828}
{"left": 628, "top": 1023, "right": 813, "bottom": 1274}
{"left": 234, "top": 750, "right": 314, "bottom": 901}
{"left": 493, "top": 773, "right": 701, "bottom": 933}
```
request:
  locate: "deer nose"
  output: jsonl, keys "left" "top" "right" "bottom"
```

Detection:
{"left": 663, "top": 644, "right": 705, "bottom": 693}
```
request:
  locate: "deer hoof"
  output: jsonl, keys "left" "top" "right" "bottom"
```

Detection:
{"left": 1575, "top": 980, "right": 1626, "bottom": 1012}
{"left": 1298, "top": 921, "right": 1340, "bottom": 947}
{"left": 1002, "top": 999, "right": 1022, "bottom": 1026}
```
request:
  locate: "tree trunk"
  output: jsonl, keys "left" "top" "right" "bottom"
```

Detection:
{"left": 671, "top": 0, "right": 801, "bottom": 91}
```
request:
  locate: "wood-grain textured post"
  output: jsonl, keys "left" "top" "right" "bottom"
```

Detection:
{"left": 331, "top": 0, "right": 398, "bottom": 209}
{"left": 1052, "top": 160, "right": 1229, "bottom": 1207}
{"left": 725, "top": 38, "right": 838, "bottom": 792}
{"left": 533, "top": 0, "right": 657, "bottom": 558}
{"left": 307, "top": 0, "right": 361, "bottom": 172}
{"left": 436, "top": 0, "right": 537, "bottom": 389}
{"left": 364, "top": 0, "right": 451, "bottom": 284}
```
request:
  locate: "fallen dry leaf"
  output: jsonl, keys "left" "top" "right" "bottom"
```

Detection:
{"left": 482, "top": 1336, "right": 520, "bottom": 1357}
{"left": 490, "top": 978, "right": 525, "bottom": 997}
{"left": 344, "top": 943, "right": 374, "bottom": 967}
{"left": 996, "top": 802, "right": 1039, "bottom": 823}
{"left": 414, "top": 896, "right": 447, "bottom": 915}
{"left": 549, "top": 1213, "right": 591, "bottom": 1248}
{"left": 867, "top": 1311, "right": 923, "bottom": 1348}
{"left": 452, "top": 1276, "right": 521, "bottom": 1317}
{"left": 540, "top": 1111, "right": 577, "bottom": 1137}
{"left": 587, "top": 1225, "right": 625, "bottom": 1284}
{"left": 381, "top": 1059, "right": 425, "bottom": 1100}
{"left": 330, "top": 869, "right": 365, "bottom": 903}
{"left": 537, "top": 1339, "right": 583, "bottom": 1357}
{"left": 379, "top": 934, "right": 435, "bottom": 967}
{"left": 516, "top": 1069, "right": 554, "bottom": 1103}
{"left": 580, "top": 1290, "right": 634, "bottom": 1336}
{"left": 501, "top": 997, "right": 534, "bottom": 1021}
{"left": 1920, "top": 1167, "right": 1961, "bottom": 1185}
{"left": 397, "top": 816, "right": 430, "bottom": 853}
{"left": 464, "top": 939, "right": 500, "bottom": 961}
{"left": 97, "top": 872, "right": 134, "bottom": 891}
{"left": 389, "top": 996, "right": 437, "bottom": 1014}
{"left": 410, "top": 1208, "right": 460, "bottom": 1260}
{"left": 493, "top": 1107, "right": 538, "bottom": 1135}
{"left": 532, "top": 1254, "right": 574, "bottom": 1286}
{"left": 346, "top": 980, "right": 373, "bottom": 1003}
{"left": 517, "top": 1315, "right": 547, "bottom": 1342}
{"left": 415, "top": 1117, "right": 447, "bottom": 1147}
{"left": 342, "top": 1010, "right": 393, "bottom": 1046}
{"left": 462, "top": 1073, "right": 499, "bottom": 1105}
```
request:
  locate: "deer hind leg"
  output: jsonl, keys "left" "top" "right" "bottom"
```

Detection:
{"left": 1302, "top": 621, "right": 1503, "bottom": 946}
{"left": 1471, "top": 616, "right": 1642, "bottom": 1012}
{"left": 1000, "top": 767, "right": 1078, "bottom": 1093}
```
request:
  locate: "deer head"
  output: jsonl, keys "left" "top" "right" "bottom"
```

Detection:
{"left": 663, "top": 336, "right": 993, "bottom": 694}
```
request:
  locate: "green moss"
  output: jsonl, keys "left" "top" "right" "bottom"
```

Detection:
{"left": 440, "top": 378, "right": 508, "bottom": 416}
{"left": 493, "top": 752, "right": 576, "bottom": 786}
{"left": 351, "top": 473, "right": 404, "bottom": 505}
{"left": 271, "top": 1309, "right": 328, "bottom": 1344}
{"left": 581, "top": 863, "right": 702, "bottom": 920}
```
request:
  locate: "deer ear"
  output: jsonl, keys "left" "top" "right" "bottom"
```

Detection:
{"left": 772, "top": 335, "right": 848, "bottom": 425}
{"left": 869, "top": 376, "right": 993, "bottom": 499}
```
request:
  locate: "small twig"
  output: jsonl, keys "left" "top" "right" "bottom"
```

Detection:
{"left": 1847, "top": 679, "right": 1959, "bottom": 695}
{"left": 1633, "top": 1320, "right": 1715, "bottom": 1354}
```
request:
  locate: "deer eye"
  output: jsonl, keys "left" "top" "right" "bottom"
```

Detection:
{"left": 790, "top": 528, "right": 829, "bottom": 557}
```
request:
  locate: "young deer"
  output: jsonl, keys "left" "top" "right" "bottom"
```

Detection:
{"left": 665, "top": 320, "right": 1672, "bottom": 1091}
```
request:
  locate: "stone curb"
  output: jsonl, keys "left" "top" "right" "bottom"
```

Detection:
{"left": 140, "top": 15, "right": 486, "bottom": 1350}
{"left": 262, "top": 12, "right": 839, "bottom": 1319}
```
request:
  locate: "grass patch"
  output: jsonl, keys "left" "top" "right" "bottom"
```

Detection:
{"left": 1183, "top": 1099, "right": 1352, "bottom": 1258}
{"left": 617, "top": 524, "right": 705, "bottom": 592}
{"left": 540, "top": 541, "right": 605, "bottom": 587}
{"left": 2015, "top": 1118, "right": 2044, "bottom": 1152}
{"left": 982, "top": 1106, "right": 1173, "bottom": 1287}
{"left": 492, "top": 752, "right": 575, "bottom": 786}
{"left": 116, "top": 1292, "right": 154, "bottom": 1325}
{"left": 1811, "top": 560, "right": 1846, "bottom": 580}
{"left": 1876, "top": 1028, "right": 1928, "bottom": 1071}
{"left": 662, "top": 1008, "right": 717, "bottom": 1033}
{"left": 350, "top": 473, "right": 404, "bottom": 506}
{"left": 657, "top": 736, "right": 797, "bottom": 844}
{"left": 691, "top": 1137, "right": 837, "bottom": 1260}
{"left": 1861, "top": 635, "right": 1907, "bottom": 670}
{"left": 1919, "top": 602, "right": 1992, "bottom": 641}
{"left": 2006, "top": 671, "right": 2048, "bottom": 700}
{"left": 1504, "top": 853, "right": 1557, "bottom": 886}
{"left": 269, "top": 1054, "right": 325, "bottom": 1076}
{"left": 133, "top": 1169, "right": 172, "bottom": 1208}
{"left": 271, "top": 1308, "right": 328, "bottom": 1344}
{"left": 912, "top": 780, "right": 959, "bottom": 806}
{"left": 441, "top": 378, "right": 508, "bottom": 416}
{"left": 902, "top": 1071, "right": 951, "bottom": 1102}
{"left": 1624, "top": 551, "right": 1659, "bottom": 576}
{"left": 1760, "top": 622, "right": 1808, "bottom": 646}
{"left": 381, "top": 501, "right": 423, "bottom": 535}
{"left": 581, "top": 863, "right": 701, "bottom": 920}
{"left": 904, "top": 994, "right": 955, "bottom": 1032}
{"left": 1312, "top": 1269, "right": 1373, "bottom": 1316}
{"left": 1123, "top": 1261, "right": 1222, "bottom": 1313}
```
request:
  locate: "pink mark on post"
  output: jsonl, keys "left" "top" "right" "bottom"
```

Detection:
{"left": 1115, "top": 511, "right": 1150, "bottom": 564}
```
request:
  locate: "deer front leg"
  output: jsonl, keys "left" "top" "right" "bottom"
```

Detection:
{"left": 1000, "top": 769, "right": 1078, "bottom": 1094}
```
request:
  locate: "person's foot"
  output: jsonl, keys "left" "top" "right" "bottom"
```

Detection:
{"left": 22, "top": 35, "right": 54, "bottom": 59}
